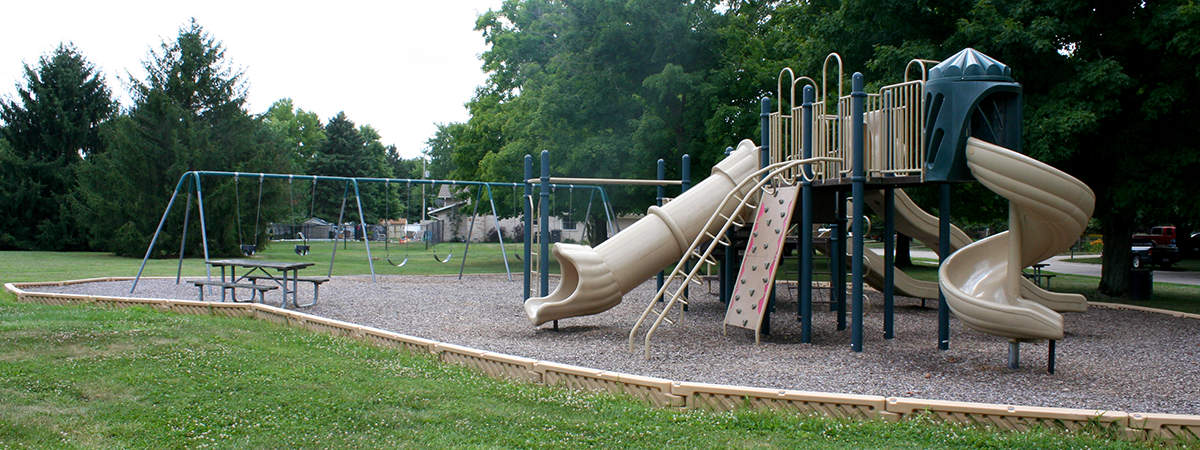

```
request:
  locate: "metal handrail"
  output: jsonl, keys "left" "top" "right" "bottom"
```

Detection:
{"left": 629, "top": 156, "right": 840, "bottom": 359}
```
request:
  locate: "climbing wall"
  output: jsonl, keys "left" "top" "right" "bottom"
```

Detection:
{"left": 724, "top": 185, "right": 799, "bottom": 340}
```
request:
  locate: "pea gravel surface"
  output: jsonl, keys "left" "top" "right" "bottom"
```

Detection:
{"left": 26, "top": 274, "right": 1200, "bottom": 415}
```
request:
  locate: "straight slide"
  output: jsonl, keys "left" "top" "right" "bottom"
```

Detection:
{"left": 524, "top": 140, "right": 760, "bottom": 326}
{"left": 938, "top": 138, "right": 1094, "bottom": 341}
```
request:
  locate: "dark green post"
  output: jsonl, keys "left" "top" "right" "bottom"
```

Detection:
{"left": 681, "top": 154, "right": 691, "bottom": 306}
{"left": 540, "top": 151, "right": 551, "bottom": 299}
{"left": 524, "top": 155, "right": 533, "bottom": 301}
{"left": 850, "top": 73, "right": 866, "bottom": 352}
{"left": 760, "top": 96, "right": 773, "bottom": 335}
{"left": 939, "top": 183, "right": 951, "bottom": 350}
{"left": 657, "top": 158, "right": 666, "bottom": 292}
{"left": 721, "top": 147, "right": 736, "bottom": 305}
{"left": 800, "top": 86, "right": 814, "bottom": 343}
{"left": 884, "top": 187, "right": 895, "bottom": 339}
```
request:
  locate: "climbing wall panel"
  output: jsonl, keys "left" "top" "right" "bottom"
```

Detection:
{"left": 724, "top": 185, "right": 799, "bottom": 339}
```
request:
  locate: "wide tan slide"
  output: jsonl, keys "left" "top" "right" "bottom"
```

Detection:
{"left": 938, "top": 138, "right": 1095, "bottom": 341}
{"left": 524, "top": 140, "right": 760, "bottom": 326}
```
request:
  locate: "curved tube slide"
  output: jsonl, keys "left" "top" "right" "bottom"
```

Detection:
{"left": 524, "top": 140, "right": 761, "bottom": 326}
{"left": 938, "top": 138, "right": 1094, "bottom": 341}
{"left": 859, "top": 189, "right": 972, "bottom": 300}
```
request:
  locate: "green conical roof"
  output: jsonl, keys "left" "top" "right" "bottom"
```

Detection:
{"left": 929, "top": 48, "right": 1012, "bottom": 81}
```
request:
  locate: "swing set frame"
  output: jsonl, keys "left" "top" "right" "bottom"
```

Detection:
{"left": 131, "top": 171, "right": 615, "bottom": 293}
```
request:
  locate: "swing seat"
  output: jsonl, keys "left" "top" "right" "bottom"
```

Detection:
{"left": 295, "top": 245, "right": 310, "bottom": 256}
{"left": 388, "top": 258, "right": 408, "bottom": 267}
{"left": 433, "top": 253, "right": 453, "bottom": 263}
{"left": 240, "top": 244, "right": 257, "bottom": 256}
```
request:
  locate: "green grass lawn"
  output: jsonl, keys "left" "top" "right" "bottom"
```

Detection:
{"left": 0, "top": 240, "right": 550, "bottom": 284}
{"left": 0, "top": 247, "right": 1189, "bottom": 448}
{"left": 904, "top": 258, "right": 1200, "bottom": 315}
{"left": 0, "top": 300, "right": 1150, "bottom": 449}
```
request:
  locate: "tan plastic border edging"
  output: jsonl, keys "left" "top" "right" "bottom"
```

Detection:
{"left": 4, "top": 280, "right": 1198, "bottom": 443}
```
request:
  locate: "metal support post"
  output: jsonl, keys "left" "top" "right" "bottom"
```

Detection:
{"left": 850, "top": 73, "right": 866, "bottom": 352}
{"left": 133, "top": 174, "right": 187, "bottom": 293}
{"left": 540, "top": 151, "right": 551, "bottom": 299}
{"left": 1009, "top": 341, "right": 1020, "bottom": 369}
{"left": 938, "top": 183, "right": 951, "bottom": 350}
{"left": 800, "top": 86, "right": 814, "bottom": 343}
{"left": 523, "top": 155, "right": 533, "bottom": 301}
{"left": 721, "top": 147, "right": 736, "bottom": 306}
{"left": 884, "top": 187, "right": 896, "bottom": 339}
{"left": 352, "top": 180, "right": 376, "bottom": 282}
{"left": 657, "top": 158, "right": 666, "bottom": 292}
{"left": 760, "top": 96, "right": 773, "bottom": 336}
{"left": 1048, "top": 340, "right": 1057, "bottom": 374}
{"left": 681, "top": 154, "right": 691, "bottom": 308}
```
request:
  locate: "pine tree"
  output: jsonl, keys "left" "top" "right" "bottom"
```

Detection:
{"left": 0, "top": 43, "right": 115, "bottom": 250}
{"left": 75, "top": 19, "right": 288, "bottom": 256}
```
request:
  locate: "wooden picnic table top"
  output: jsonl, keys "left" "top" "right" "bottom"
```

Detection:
{"left": 206, "top": 259, "right": 315, "bottom": 271}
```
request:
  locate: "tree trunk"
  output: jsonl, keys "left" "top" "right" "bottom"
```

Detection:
{"left": 1098, "top": 215, "right": 1133, "bottom": 297}
{"left": 590, "top": 214, "right": 608, "bottom": 246}
{"left": 895, "top": 232, "right": 913, "bottom": 268}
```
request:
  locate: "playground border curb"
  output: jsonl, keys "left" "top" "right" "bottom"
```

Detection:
{"left": 5, "top": 279, "right": 1198, "bottom": 443}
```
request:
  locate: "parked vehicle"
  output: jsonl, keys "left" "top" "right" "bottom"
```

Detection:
{"left": 1131, "top": 239, "right": 1180, "bottom": 269}
{"left": 1133, "top": 226, "right": 1178, "bottom": 247}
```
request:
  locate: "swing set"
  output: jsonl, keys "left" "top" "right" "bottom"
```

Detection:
{"left": 131, "top": 171, "right": 616, "bottom": 293}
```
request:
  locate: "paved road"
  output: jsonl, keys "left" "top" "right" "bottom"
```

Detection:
{"left": 874, "top": 248, "right": 1200, "bottom": 286}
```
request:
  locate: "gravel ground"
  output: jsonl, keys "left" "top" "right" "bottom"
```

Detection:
{"left": 26, "top": 274, "right": 1200, "bottom": 415}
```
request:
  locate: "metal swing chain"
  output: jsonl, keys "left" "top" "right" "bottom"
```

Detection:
{"left": 253, "top": 174, "right": 264, "bottom": 246}
{"left": 234, "top": 174, "right": 244, "bottom": 249}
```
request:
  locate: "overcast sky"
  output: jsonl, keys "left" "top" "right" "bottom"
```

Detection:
{"left": 0, "top": 0, "right": 503, "bottom": 160}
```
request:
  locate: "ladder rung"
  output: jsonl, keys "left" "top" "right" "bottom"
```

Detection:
{"left": 717, "top": 213, "right": 745, "bottom": 228}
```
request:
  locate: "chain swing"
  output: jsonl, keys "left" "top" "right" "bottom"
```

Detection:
{"left": 432, "top": 182, "right": 453, "bottom": 263}
{"left": 235, "top": 174, "right": 264, "bottom": 256}
{"left": 513, "top": 185, "right": 522, "bottom": 261}
{"left": 295, "top": 177, "right": 316, "bottom": 255}
{"left": 385, "top": 180, "right": 409, "bottom": 267}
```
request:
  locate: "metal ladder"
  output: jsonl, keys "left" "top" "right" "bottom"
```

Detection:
{"left": 629, "top": 156, "right": 836, "bottom": 359}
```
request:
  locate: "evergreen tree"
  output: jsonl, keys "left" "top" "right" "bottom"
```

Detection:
{"left": 75, "top": 19, "right": 288, "bottom": 256}
{"left": 0, "top": 43, "right": 115, "bottom": 250}
{"left": 308, "top": 112, "right": 393, "bottom": 226}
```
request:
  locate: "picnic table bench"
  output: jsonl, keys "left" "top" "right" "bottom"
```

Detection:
{"left": 1022, "top": 263, "right": 1056, "bottom": 288}
{"left": 243, "top": 275, "right": 330, "bottom": 307}
{"left": 189, "top": 280, "right": 277, "bottom": 303}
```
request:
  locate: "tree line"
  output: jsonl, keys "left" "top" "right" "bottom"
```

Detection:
{"left": 435, "top": 0, "right": 1200, "bottom": 297}
{"left": 4, "top": 2, "right": 1199, "bottom": 297}
{"left": 0, "top": 20, "right": 423, "bottom": 257}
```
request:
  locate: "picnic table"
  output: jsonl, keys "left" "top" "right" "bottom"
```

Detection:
{"left": 198, "top": 259, "right": 319, "bottom": 308}
{"left": 1023, "top": 263, "right": 1055, "bottom": 288}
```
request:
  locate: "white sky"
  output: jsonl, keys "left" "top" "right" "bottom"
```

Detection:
{"left": 0, "top": 0, "right": 503, "bottom": 160}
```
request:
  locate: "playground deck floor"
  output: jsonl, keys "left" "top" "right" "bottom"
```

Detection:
{"left": 27, "top": 274, "right": 1200, "bottom": 416}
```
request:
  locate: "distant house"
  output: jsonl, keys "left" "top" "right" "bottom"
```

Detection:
{"left": 269, "top": 217, "right": 334, "bottom": 240}
{"left": 380, "top": 218, "right": 418, "bottom": 241}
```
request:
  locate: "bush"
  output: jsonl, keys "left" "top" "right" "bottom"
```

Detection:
{"left": 486, "top": 227, "right": 506, "bottom": 243}
{"left": 511, "top": 223, "right": 525, "bottom": 243}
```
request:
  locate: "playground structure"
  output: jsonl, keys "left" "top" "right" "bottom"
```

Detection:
{"left": 524, "top": 48, "right": 1095, "bottom": 369}
{"left": 131, "top": 173, "right": 617, "bottom": 291}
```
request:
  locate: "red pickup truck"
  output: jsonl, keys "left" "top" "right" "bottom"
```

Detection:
{"left": 1131, "top": 226, "right": 1180, "bottom": 269}
{"left": 1133, "top": 226, "right": 1178, "bottom": 247}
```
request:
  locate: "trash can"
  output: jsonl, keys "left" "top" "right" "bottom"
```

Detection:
{"left": 550, "top": 230, "right": 562, "bottom": 243}
{"left": 1130, "top": 269, "right": 1153, "bottom": 300}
